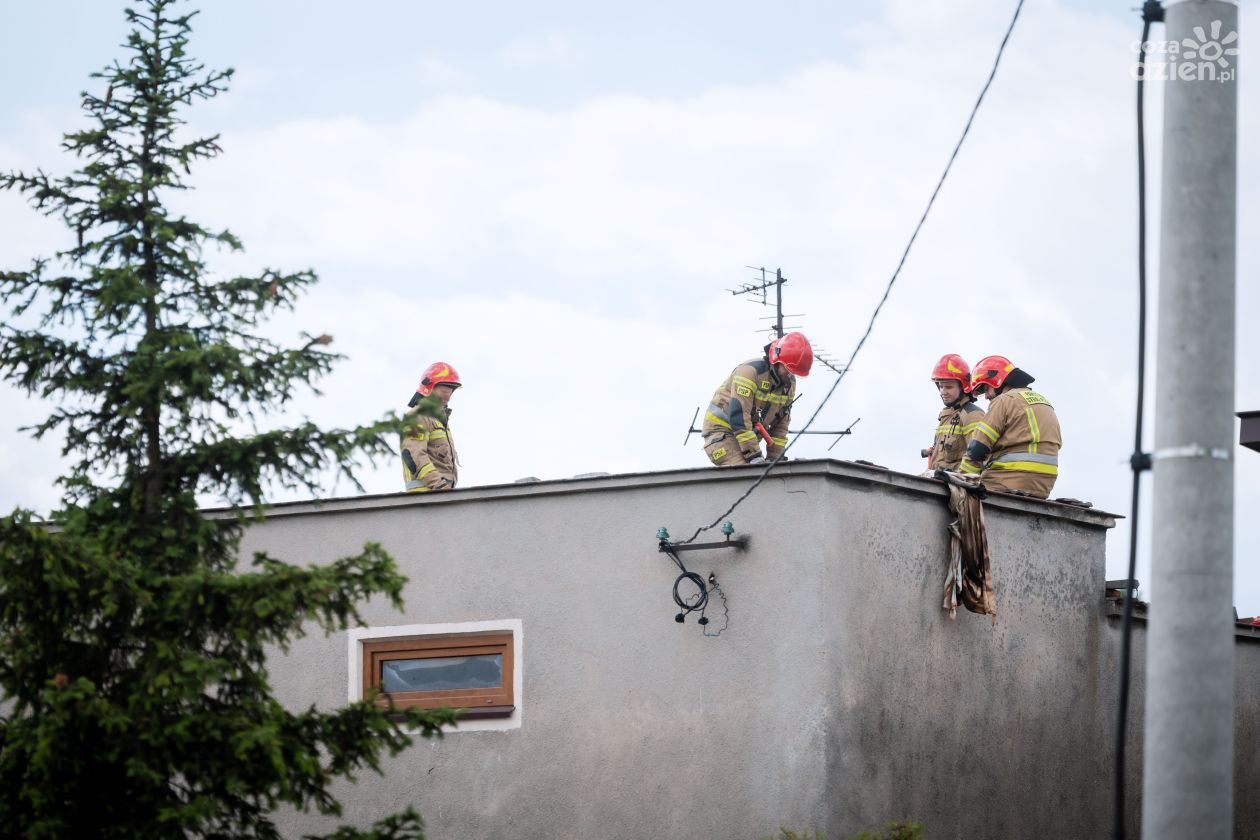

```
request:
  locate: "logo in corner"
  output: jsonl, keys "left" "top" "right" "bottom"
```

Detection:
{"left": 1132, "top": 19, "right": 1239, "bottom": 83}
{"left": 1182, "top": 20, "right": 1240, "bottom": 69}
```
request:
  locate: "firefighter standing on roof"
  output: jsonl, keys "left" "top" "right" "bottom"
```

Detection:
{"left": 960, "top": 355, "right": 1062, "bottom": 498}
{"left": 701, "top": 332, "right": 813, "bottom": 466}
{"left": 923, "top": 353, "right": 986, "bottom": 471}
{"left": 401, "top": 362, "right": 461, "bottom": 492}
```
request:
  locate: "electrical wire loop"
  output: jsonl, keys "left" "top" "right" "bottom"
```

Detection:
{"left": 660, "top": 541, "right": 713, "bottom": 626}
{"left": 702, "top": 573, "right": 730, "bottom": 637}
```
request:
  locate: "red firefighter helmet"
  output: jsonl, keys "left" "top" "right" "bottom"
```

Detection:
{"left": 415, "top": 362, "right": 461, "bottom": 397}
{"left": 931, "top": 353, "right": 971, "bottom": 389}
{"left": 970, "top": 355, "right": 1015, "bottom": 391}
{"left": 769, "top": 332, "right": 813, "bottom": 377}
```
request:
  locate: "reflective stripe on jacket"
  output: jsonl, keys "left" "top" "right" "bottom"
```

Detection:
{"left": 960, "top": 388, "right": 1061, "bottom": 479}
{"left": 401, "top": 403, "right": 458, "bottom": 492}
{"left": 928, "top": 400, "right": 986, "bottom": 471}
{"left": 701, "top": 358, "right": 795, "bottom": 460}
{"left": 989, "top": 451, "right": 1059, "bottom": 474}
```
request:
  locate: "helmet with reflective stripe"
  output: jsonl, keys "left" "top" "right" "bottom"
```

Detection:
{"left": 970, "top": 355, "right": 1015, "bottom": 391}
{"left": 931, "top": 353, "right": 971, "bottom": 389}
{"left": 768, "top": 332, "right": 813, "bottom": 376}
{"left": 415, "top": 362, "right": 461, "bottom": 397}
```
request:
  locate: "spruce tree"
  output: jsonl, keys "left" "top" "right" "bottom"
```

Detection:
{"left": 0, "top": 1, "right": 455, "bottom": 836}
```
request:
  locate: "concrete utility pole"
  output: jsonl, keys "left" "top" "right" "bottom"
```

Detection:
{"left": 1143, "top": 1, "right": 1238, "bottom": 838}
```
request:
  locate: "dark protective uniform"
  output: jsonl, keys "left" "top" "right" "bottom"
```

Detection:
{"left": 401, "top": 402, "right": 458, "bottom": 492}
{"left": 701, "top": 358, "right": 795, "bottom": 465}
{"left": 960, "top": 387, "right": 1061, "bottom": 498}
{"left": 928, "top": 399, "right": 987, "bottom": 471}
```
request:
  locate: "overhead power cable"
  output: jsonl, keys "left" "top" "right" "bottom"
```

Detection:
{"left": 1113, "top": 5, "right": 1164, "bottom": 839}
{"left": 674, "top": 0, "right": 1027, "bottom": 545}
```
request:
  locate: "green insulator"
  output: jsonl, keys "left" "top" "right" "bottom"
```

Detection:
{"left": 721, "top": 521, "right": 734, "bottom": 536}
{"left": 656, "top": 527, "right": 670, "bottom": 541}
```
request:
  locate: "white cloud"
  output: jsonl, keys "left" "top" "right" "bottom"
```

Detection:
{"left": 1, "top": 0, "right": 1256, "bottom": 611}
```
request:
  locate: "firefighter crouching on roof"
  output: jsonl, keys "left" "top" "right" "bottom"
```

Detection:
{"left": 401, "top": 362, "right": 461, "bottom": 492}
{"left": 702, "top": 332, "right": 813, "bottom": 466}
{"left": 922, "top": 353, "right": 986, "bottom": 472}
{"left": 959, "top": 355, "right": 1062, "bottom": 498}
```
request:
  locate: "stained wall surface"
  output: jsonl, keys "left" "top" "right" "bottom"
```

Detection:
{"left": 238, "top": 460, "right": 1258, "bottom": 840}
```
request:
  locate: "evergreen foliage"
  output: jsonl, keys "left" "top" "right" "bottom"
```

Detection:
{"left": 758, "top": 820, "right": 924, "bottom": 840}
{"left": 0, "top": 1, "right": 454, "bottom": 836}
{"left": 847, "top": 820, "right": 925, "bottom": 840}
{"left": 759, "top": 830, "right": 826, "bottom": 840}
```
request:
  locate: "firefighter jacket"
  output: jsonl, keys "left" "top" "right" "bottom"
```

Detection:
{"left": 928, "top": 399, "right": 986, "bottom": 471}
{"left": 701, "top": 358, "right": 795, "bottom": 462}
{"left": 960, "top": 387, "right": 1061, "bottom": 498}
{"left": 401, "top": 399, "right": 458, "bottom": 492}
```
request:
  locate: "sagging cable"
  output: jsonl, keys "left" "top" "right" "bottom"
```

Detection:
{"left": 672, "top": 0, "right": 1027, "bottom": 547}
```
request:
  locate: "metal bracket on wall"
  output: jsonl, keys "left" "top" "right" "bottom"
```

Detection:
{"left": 659, "top": 537, "right": 748, "bottom": 554}
{"left": 655, "top": 524, "right": 748, "bottom": 553}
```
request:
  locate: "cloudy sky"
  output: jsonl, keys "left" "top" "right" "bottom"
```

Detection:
{"left": 1, "top": 0, "right": 1256, "bottom": 611}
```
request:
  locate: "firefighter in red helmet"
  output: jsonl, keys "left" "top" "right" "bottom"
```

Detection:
{"left": 959, "top": 355, "right": 1062, "bottom": 498}
{"left": 401, "top": 362, "right": 461, "bottom": 492}
{"left": 701, "top": 332, "right": 812, "bottom": 466}
{"left": 922, "top": 353, "right": 986, "bottom": 471}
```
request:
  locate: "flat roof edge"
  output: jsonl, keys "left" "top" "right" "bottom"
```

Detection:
{"left": 817, "top": 460, "right": 1119, "bottom": 528}
{"left": 204, "top": 459, "right": 1119, "bottom": 529}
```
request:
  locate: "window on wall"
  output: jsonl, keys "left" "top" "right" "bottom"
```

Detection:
{"left": 361, "top": 630, "right": 514, "bottom": 718}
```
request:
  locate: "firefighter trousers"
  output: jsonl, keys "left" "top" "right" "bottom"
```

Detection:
{"left": 980, "top": 469, "right": 1055, "bottom": 500}
{"left": 702, "top": 431, "right": 751, "bottom": 466}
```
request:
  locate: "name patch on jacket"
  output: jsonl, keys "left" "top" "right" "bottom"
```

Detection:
{"left": 1019, "top": 391, "right": 1051, "bottom": 407}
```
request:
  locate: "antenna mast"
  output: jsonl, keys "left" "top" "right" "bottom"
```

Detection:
{"left": 683, "top": 265, "right": 859, "bottom": 448}
{"left": 729, "top": 266, "right": 791, "bottom": 339}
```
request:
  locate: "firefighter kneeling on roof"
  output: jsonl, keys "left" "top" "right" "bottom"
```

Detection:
{"left": 959, "top": 355, "right": 1062, "bottom": 498}
{"left": 401, "top": 362, "right": 461, "bottom": 492}
{"left": 701, "top": 332, "right": 812, "bottom": 466}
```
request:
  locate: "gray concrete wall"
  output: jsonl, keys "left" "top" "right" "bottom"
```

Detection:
{"left": 238, "top": 460, "right": 1259, "bottom": 840}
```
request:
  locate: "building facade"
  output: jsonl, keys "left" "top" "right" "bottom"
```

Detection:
{"left": 239, "top": 459, "right": 1260, "bottom": 839}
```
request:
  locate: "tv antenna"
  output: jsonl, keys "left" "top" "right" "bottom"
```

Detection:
{"left": 729, "top": 267, "right": 848, "bottom": 376}
{"left": 729, "top": 266, "right": 798, "bottom": 339}
{"left": 686, "top": 265, "right": 859, "bottom": 451}
{"left": 683, "top": 408, "right": 860, "bottom": 451}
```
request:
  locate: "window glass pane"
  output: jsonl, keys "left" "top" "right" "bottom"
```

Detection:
{"left": 382, "top": 653, "right": 503, "bottom": 693}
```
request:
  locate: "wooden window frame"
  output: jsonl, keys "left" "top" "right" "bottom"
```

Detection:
{"left": 362, "top": 631, "right": 514, "bottom": 719}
